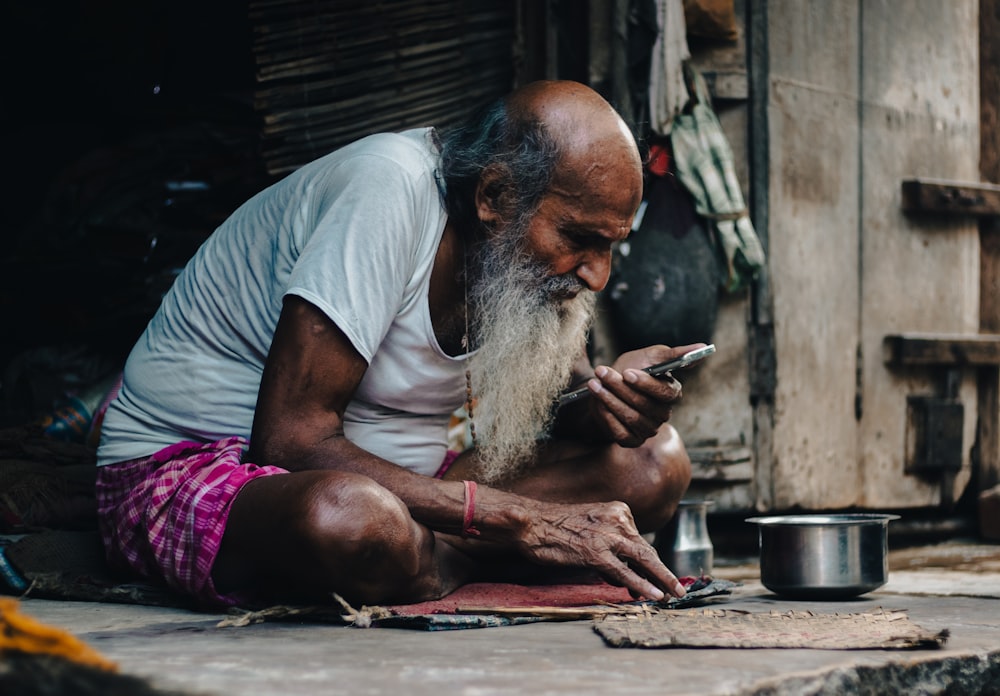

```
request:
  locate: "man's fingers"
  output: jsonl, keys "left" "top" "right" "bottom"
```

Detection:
{"left": 608, "top": 565, "right": 666, "bottom": 601}
{"left": 592, "top": 366, "right": 680, "bottom": 417}
{"left": 623, "top": 541, "right": 687, "bottom": 599}
{"left": 600, "top": 551, "right": 684, "bottom": 601}
{"left": 590, "top": 384, "right": 669, "bottom": 446}
{"left": 600, "top": 529, "right": 686, "bottom": 600}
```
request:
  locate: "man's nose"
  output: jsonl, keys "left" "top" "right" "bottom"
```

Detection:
{"left": 576, "top": 251, "right": 612, "bottom": 292}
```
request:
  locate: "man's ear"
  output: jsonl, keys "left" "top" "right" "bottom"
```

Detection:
{"left": 474, "top": 163, "right": 508, "bottom": 228}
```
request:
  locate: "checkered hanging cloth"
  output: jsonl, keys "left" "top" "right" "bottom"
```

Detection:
{"left": 670, "top": 64, "right": 765, "bottom": 293}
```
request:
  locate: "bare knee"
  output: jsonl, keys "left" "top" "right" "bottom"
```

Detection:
{"left": 297, "top": 474, "right": 432, "bottom": 604}
{"left": 623, "top": 424, "right": 692, "bottom": 533}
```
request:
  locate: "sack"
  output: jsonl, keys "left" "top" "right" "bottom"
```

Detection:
{"left": 607, "top": 172, "right": 720, "bottom": 351}
{"left": 683, "top": 0, "right": 739, "bottom": 41}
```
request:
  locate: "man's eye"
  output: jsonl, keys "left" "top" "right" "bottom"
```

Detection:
{"left": 565, "top": 231, "right": 613, "bottom": 255}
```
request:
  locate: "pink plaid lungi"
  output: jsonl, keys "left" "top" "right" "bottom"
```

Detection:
{"left": 95, "top": 436, "right": 287, "bottom": 607}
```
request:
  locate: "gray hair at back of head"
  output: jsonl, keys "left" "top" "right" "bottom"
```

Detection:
{"left": 436, "top": 97, "right": 561, "bottom": 234}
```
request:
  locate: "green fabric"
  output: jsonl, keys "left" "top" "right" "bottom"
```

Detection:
{"left": 670, "top": 66, "right": 765, "bottom": 293}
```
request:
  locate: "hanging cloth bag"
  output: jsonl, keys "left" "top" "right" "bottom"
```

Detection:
{"left": 669, "top": 64, "right": 765, "bottom": 293}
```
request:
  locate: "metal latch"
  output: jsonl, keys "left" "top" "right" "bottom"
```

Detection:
{"left": 905, "top": 396, "right": 964, "bottom": 475}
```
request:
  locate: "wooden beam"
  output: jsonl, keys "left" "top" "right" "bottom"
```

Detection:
{"left": 883, "top": 333, "right": 1000, "bottom": 367}
{"left": 701, "top": 70, "right": 749, "bottom": 101}
{"left": 901, "top": 178, "right": 1000, "bottom": 217}
{"left": 688, "top": 446, "right": 753, "bottom": 482}
{"left": 978, "top": 0, "right": 1000, "bottom": 498}
{"left": 981, "top": 224, "right": 1000, "bottom": 492}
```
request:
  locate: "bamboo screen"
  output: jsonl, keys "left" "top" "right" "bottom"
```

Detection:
{"left": 251, "top": 0, "right": 516, "bottom": 176}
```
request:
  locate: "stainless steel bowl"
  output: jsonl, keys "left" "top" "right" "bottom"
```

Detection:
{"left": 745, "top": 514, "right": 900, "bottom": 600}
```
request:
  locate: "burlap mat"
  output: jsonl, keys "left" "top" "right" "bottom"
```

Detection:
{"left": 594, "top": 608, "right": 949, "bottom": 650}
{"left": 2, "top": 530, "right": 194, "bottom": 608}
{"left": 0, "top": 425, "right": 98, "bottom": 532}
{"left": 219, "top": 579, "right": 739, "bottom": 631}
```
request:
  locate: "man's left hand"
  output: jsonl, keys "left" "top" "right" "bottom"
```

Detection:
{"left": 583, "top": 343, "right": 705, "bottom": 447}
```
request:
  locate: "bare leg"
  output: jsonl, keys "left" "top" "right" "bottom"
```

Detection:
{"left": 213, "top": 470, "right": 474, "bottom": 605}
{"left": 444, "top": 423, "right": 692, "bottom": 533}
{"left": 213, "top": 428, "right": 689, "bottom": 602}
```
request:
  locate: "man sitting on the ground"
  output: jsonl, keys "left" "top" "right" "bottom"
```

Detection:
{"left": 95, "top": 80, "right": 698, "bottom": 608}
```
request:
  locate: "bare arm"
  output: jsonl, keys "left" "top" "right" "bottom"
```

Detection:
{"left": 248, "top": 295, "right": 466, "bottom": 532}
{"left": 248, "top": 296, "right": 685, "bottom": 599}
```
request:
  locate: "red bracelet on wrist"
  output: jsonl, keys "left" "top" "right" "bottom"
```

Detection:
{"left": 462, "top": 480, "right": 481, "bottom": 537}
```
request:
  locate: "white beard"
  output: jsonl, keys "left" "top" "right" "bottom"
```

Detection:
{"left": 465, "top": 234, "right": 596, "bottom": 484}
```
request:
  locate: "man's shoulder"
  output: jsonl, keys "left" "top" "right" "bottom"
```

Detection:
{"left": 288, "top": 128, "right": 438, "bottom": 193}
{"left": 334, "top": 128, "right": 437, "bottom": 169}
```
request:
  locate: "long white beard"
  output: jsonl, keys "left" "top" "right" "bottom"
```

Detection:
{"left": 466, "top": 236, "right": 596, "bottom": 484}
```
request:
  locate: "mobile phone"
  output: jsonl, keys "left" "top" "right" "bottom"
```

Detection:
{"left": 557, "top": 344, "right": 716, "bottom": 408}
{"left": 643, "top": 343, "right": 716, "bottom": 377}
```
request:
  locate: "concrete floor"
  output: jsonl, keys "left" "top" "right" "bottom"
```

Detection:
{"left": 11, "top": 540, "right": 1000, "bottom": 696}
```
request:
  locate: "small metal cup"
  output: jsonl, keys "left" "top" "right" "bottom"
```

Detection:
{"left": 655, "top": 499, "right": 715, "bottom": 578}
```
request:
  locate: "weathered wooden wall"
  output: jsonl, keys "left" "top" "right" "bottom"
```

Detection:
{"left": 669, "top": 0, "right": 983, "bottom": 512}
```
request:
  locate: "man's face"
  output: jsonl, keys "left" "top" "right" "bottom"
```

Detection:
{"left": 464, "top": 154, "right": 641, "bottom": 483}
{"left": 516, "top": 168, "right": 641, "bottom": 298}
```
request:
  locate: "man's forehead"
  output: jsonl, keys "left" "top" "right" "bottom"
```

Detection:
{"left": 541, "top": 186, "right": 640, "bottom": 241}
{"left": 547, "top": 166, "right": 642, "bottom": 213}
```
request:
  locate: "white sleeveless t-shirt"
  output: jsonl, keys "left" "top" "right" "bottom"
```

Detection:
{"left": 97, "top": 128, "right": 468, "bottom": 476}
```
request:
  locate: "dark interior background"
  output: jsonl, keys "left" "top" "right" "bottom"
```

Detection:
{"left": 1, "top": 1, "right": 267, "bottom": 425}
{"left": 0, "top": 0, "right": 552, "bottom": 428}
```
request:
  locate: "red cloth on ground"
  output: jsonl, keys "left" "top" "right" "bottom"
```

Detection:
{"left": 387, "top": 581, "right": 636, "bottom": 615}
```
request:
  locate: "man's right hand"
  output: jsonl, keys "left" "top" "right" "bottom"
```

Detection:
{"left": 509, "top": 498, "right": 686, "bottom": 600}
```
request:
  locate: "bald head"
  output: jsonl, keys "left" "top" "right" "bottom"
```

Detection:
{"left": 438, "top": 80, "right": 642, "bottom": 235}
{"left": 506, "top": 81, "right": 640, "bottom": 159}
{"left": 505, "top": 80, "right": 643, "bottom": 194}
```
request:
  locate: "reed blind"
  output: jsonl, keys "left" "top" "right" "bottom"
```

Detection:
{"left": 251, "top": 0, "right": 516, "bottom": 175}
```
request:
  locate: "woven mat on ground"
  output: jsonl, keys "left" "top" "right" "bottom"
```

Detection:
{"left": 593, "top": 608, "right": 949, "bottom": 650}
{"left": 0, "top": 428, "right": 177, "bottom": 605}
{"left": 219, "top": 578, "right": 739, "bottom": 631}
{"left": 2, "top": 528, "right": 738, "bottom": 627}
{"left": 2, "top": 527, "right": 739, "bottom": 629}
{"left": 1, "top": 530, "right": 199, "bottom": 608}
{"left": 0, "top": 425, "right": 99, "bottom": 533}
